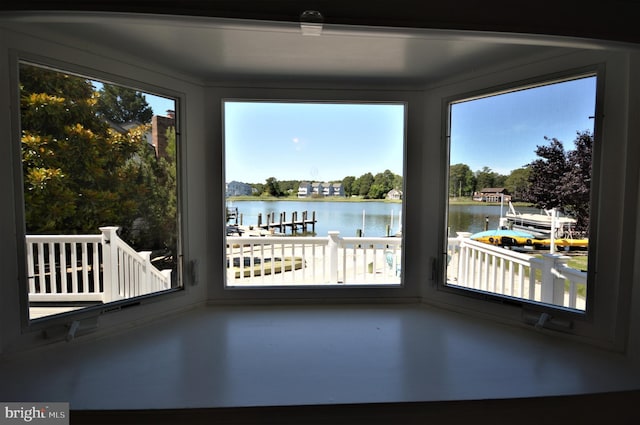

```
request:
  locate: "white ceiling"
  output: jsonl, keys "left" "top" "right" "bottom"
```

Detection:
{"left": 2, "top": 12, "right": 584, "bottom": 84}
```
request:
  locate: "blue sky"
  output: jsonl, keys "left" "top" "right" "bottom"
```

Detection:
{"left": 224, "top": 102, "right": 406, "bottom": 183}
{"left": 142, "top": 76, "right": 596, "bottom": 184}
{"left": 145, "top": 93, "right": 175, "bottom": 117}
{"left": 450, "top": 76, "right": 597, "bottom": 175}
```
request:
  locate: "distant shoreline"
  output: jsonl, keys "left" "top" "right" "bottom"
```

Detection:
{"left": 227, "top": 195, "right": 531, "bottom": 207}
{"left": 227, "top": 195, "right": 402, "bottom": 203}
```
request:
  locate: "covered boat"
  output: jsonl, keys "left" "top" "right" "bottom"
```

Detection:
{"left": 504, "top": 202, "right": 578, "bottom": 238}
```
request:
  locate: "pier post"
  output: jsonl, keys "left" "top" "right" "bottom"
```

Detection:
{"left": 279, "top": 212, "right": 284, "bottom": 234}
{"left": 292, "top": 211, "right": 298, "bottom": 234}
{"left": 327, "top": 231, "right": 341, "bottom": 284}
{"left": 312, "top": 211, "right": 316, "bottom": 232}
{"left": 239, "top": 213, "right": 243, "bottom": 226}
{"left": 257, "top": 213, "right": 262, "bottom": 228}
{"left": 302, "top": 211, "right": 307, "bottom": 232}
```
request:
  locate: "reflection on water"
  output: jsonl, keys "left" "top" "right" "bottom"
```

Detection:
{"left": 228, "top": 200, "right": 403, "bottom": 238}
{"left": 448, "top": 203, "right": 542, "bottom": 235}
{"left": 227, "top": 200, "right": 542, "bottom": 238}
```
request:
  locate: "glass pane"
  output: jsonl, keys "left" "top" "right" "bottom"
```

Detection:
{"left": 224, "top": 101, "right": 405, "bottom": 287}
{"left": 446, "top": 76, "right": 596, "bottom": 311}
{"left": 20, "top": 63, "right": 180, "bottom": 320}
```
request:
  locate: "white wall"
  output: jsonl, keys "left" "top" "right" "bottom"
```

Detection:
{"left": 0, "top": 26, "right": 210, "bottom": 353}
{"left": 418, "top": 47, "right": 640, "bottom": 353}
{"left": 1, "top": 17, "right": 639, "bottom": 365}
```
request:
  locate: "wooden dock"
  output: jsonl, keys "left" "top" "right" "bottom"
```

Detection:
{"left": 257, "top": 210, "right": 317, "bottom": 234}
{"left": 227, "top": 209, "right": 317, "bottom": 235}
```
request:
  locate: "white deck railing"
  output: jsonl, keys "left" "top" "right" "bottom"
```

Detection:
{"left": 226, "top": 231, "right": 402, "bottom": 286}
{"left": 447, "top": 235, "right": 587, "bottom": 310}
{"left": 26, "top": 226, "right": 171, "bottom": 304}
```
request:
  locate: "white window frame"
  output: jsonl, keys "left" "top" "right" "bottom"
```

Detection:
{"left": 442, "top": 69, "right": 601, "bottom": 312}
{"left": 9, "top": 53, "right": 187, "bottom": 332}
{"left": 209, "top": 87, "right": 422, "bottom": 303}
{"left": 422, "top": 49, "right": 635, "bottom": 350}
{"left": 221, "top": 99, "right": 407, "bottom": 290}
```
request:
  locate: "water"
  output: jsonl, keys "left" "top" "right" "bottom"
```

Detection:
{"left": 228, "top": 200, "right": 402, "bottom": 237}
{"left": 448, "top": 203, "right": 543, "bottom": 236}
{"left": 228, "top": 200, "right": 543, "bottom": 238}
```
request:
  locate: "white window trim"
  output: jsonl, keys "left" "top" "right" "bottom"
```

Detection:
{"left": 0, "top": 39, "right": 202, "bottom": 352}
{"left": 1, "top": 17, "right": 638, "bottom": 357}
{"left": 421, "top": 49, "right": 635, "bottom": 350}
{"left": 209, "top": 87, "right": 424, "bottom": 303}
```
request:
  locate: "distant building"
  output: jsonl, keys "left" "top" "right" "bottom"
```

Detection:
{"left": 311, "top": 182, "right": 323, "bottom": 196}
{"left": 298, "top": 181, "right": 312, "bottom": 198}
{"left": 387, "top": 189, "right": 403, "bottom": 200}
{"left": 298, "top": 181, "right": 344, "bottom": 197}
{"left": 331, "top": 183, "right": 344, "bottom": 197}
{"left": 151, "top": 111, "right": 175, "bottom": 159}
{"left": 473, "top": 187, "right": 511, "bottom": 203}
{"left": 111, "top": 110, "right": 176, "bottom": 160}
{"left": 226, "top": 181, "right": 253, "bottom": 197}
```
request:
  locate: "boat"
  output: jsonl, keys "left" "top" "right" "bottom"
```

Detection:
{"left": 503, "top": 202, "right": 578, "bottom": 239}
{"left": 470, "top": 229, "right": 536, "bottom": 247}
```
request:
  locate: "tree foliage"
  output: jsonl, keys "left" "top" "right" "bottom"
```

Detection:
{"left": 504, "top": 167, "right": 530, "bottom": 201}
{"left": 449, "top": 163, "right": 475, "bottom": 197}
{"left": 524, "top": 132, "right": 593, "bottom": 231}
{"left": 264, "top": 177, "right": 284, "bottom": 197}
{"left": 342, "top": 176, "right": 356, "bottom": 197}
{"left": 20, "top": 64, "right": 176, "bottom": 251}
{"left": 474, "top": 166, "right": 506, "bottom": 191}
{"left": 96, "top": 83, "right": 153, "bottom": 124}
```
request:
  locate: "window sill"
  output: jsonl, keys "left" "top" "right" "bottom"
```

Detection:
{"left": 1, "top": 303, "right": 638, "bottom": 411}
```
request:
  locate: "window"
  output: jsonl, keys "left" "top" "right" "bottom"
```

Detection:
{"left": 223, "top": 101, "right": 405, "bottom": 287}
{"left": 19, "top": 62, "right": 181, "bottom": 321}
{"left": 445, "top": 74, "right": 598, "bottom": 313}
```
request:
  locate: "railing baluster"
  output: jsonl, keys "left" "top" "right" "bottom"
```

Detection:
{"left": 60, "top": 242, "right": 67, "bottom": 293}
{"left": 37, "top": 242, "right": 46, "bottom": 293}
{"left": 48, "top": 242, "right": 57, "bottom": 294}
{"left": 81, "top": 242, "right": 89, "bottom": 293}
{"left": 26, "top": 241, "right": 36, "bottom": 294}
{"left": 92, "top": 241, "right": 100, "bottom": 294}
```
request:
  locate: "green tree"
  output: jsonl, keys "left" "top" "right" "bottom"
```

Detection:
{"left": 20, "top": 63, "right": 177, "bottom": 253}
{"left": 20, "top": 64, "right": 138, "bottom": 234}
{"left": 355, "top": 172, "right": 374, "bottom": 198}
{"left": 342, "top": 176, "right": 356, "bottom": 197}
{"left": 96, "top": 83, "right": 153, "bottom": 124}
{"left": 264, "top": 177, "right": 283, "bottom": 197}
{"left": 524, "top": 132, "right": 593, "bottom": 231}
{"left": 278, "top": 180, "right": 301, "bottom": 195}
{"left": 474, "top": 166, "right": 506, "bottom": 191}
{"left": 524, "top": 137, "right": 567, "bottom": 210}
{"left": 504, "top": 167, "right": 530, "bottom": 201}
{"left": 449, "top": 163, "right": 475, "bottom": 197}
{"left": 123, "top": 126, "right": 177, "bottom": 251}
{"left": 368, "top": 169, "right": 396, "bottom": 199}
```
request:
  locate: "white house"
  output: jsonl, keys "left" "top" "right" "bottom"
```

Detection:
{"left": 387, "top": 189, "right": 403, "bottom": 200}
{"left": 1, "top": 4, "right": 640, "bottom": 423}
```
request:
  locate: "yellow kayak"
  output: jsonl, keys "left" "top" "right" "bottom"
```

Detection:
{"left": 532, "top": 238, "right": 589, "bottom": 250}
